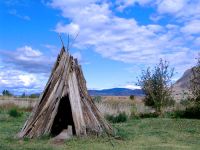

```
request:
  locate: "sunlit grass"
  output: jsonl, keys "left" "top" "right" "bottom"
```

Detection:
{"left": 0, "top": 109, "right": 200, "bottom": 150}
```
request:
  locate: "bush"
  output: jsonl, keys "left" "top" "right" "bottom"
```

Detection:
{"left": 105, "top": 112, "right": 128, "bottom": 123}
{"left": 184, "top": 106, "right": 200, "bottom": 119}
{"left": 137, "top": 59, "right": 175, "bottom": 114}
{"left": 130, "top": 95, "right": 135, "bottom": 100}
{"left": 180, "top": 98, "right": 192, "bottom": 107}
{"left": 8, "top": 108, "right": 22, "bottom": 117}
{"left": 169, "top": 106, "right": 200, "bottom": 119}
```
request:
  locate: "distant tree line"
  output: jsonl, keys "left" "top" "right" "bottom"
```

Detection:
{"left": 1, "top": 90, "right": 39, "bottom": 98}
{"left": 2, "top": 90, "right": 13, "bottom": 96}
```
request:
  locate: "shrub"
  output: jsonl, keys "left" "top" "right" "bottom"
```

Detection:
{"left": 8, "top": 108, "right": 22, "bottom": 117}
{"left": 168, "top": 110, "right": 185, "bottom": 118}
{"left": 137, "top": 59, "right": 175, "bottom": 114}
{"left": 184, "top": 106, "right": 200, "bottom": 119}
{"left": 169, "top": 106, "right": 200, "bottom": 119}
{"left": 129, "top": 95, "right": 135, "bottom": 100}
{"left": 180, "top": 98, "right": 192, "bottom": 107}
{"left": 105, "top": 112, "right": 128, "bottom": 123}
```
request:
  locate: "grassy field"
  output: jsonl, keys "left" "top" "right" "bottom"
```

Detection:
{"left": 0, "top": 109, "right": 200, "bottom": 150}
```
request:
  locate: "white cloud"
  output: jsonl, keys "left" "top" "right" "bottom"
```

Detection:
{"left": 0, "top": 46, "right": 54, "bottom": 74}
{"left": 49, "top": 0, "right": 102, "bottom": 18}
{"left": 124, "top": 84, "right": 141, "bottom": 89}
{"left": 194, "top": 37, "right": 200, "bottom": 46}
{"left": 116, "top": 0, "right": 200, "bottom": 23}
{"left": 55, "top": 22, "right": 80, "bottom": 35}
{"left": 0, "top": 69, "right": 47, "bottom": 93}
{"left": 157, "top": 0, "right": 186, "bottom": 14}
{"left": 0, "top": 45, "right": 57, "bottom": 94}
{"left": 17, "top": 46, "right": 42, "bottom": 58}
{"left": 181, "top": 20, "right": 200, "bottom": 34}
{"left": 18, "top": 74, "right": 37, "bottom": 87}
{"left": 50, "top": 0, "right": 198, "bottom": 76}
{"left": 9, "top": 9, "right": 30, "bottom": 21}
{"left": 116, "top": 0, "right": 153, "bottom": 11}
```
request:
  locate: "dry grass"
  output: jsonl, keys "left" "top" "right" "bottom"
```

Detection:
{"left": 0, "top": 96, "right": 150, "bottom": 116}
{"left": 0, "top": 103, "right": 33, "bottom": 112}
{"left": 95, "top": 96, "right": 133, "bottom": 116}
{"left": 95, "top": 96, "right": 149, "bottom": 116}
{"left": 0, "top": 96, "right": 38, "bottom": 101}
{"left": 0, "top": 98, "right": 37, "bottom": 109}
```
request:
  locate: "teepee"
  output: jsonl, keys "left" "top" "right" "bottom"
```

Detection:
{"left": 18, "top": 47, "right": 112, "bottom": 138}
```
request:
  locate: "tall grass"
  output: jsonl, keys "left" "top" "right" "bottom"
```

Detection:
{"left": 105, "top": 112, "right": 128, "bottom": 123}
{"left": 0, "top": 103, "right": 33, "bottom": 112}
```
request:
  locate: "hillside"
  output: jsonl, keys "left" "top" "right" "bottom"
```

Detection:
{"left": 88, "top": 88, "right": 144, "bottom": 96}
{"left": 172, "top": 68, "right": 194, "bottom": 100}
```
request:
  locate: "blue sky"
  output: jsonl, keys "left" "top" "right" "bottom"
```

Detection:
{"left": 0, "top": 0, "right": 199, "bottom": 95}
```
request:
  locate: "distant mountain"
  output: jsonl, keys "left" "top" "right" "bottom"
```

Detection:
{"left": 173, "top": 68, "right": 194, "bottom": 101}
{"left": 174, "top": 68, "right": 192, "bottom": 89}
{"left": 88, "top": 88, "right": 144, "bottom": 96}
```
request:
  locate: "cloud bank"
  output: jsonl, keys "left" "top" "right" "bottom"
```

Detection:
{"left": 50, "top": 0, "right": 199, "bottom": 73}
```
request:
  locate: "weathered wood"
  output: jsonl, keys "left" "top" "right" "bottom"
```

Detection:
{"left": 68, "top": 69, "right": 86, "bottom": 136}
{"left": 18, "top": 46, "right": 112, "bottom": 139}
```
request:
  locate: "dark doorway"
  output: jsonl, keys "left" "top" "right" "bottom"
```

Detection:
{"left": 50, "top": 95, "right": 76, "bottom": 136}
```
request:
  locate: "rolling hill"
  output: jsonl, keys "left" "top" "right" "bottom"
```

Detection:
{"left": 88, "top": 88, "right": 144, "bottom": 96}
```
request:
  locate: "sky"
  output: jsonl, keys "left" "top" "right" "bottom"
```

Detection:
{"left": 0, "top": 0, "right": 199, "bottom": 95}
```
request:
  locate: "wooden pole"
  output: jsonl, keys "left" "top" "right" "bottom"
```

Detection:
{"left": 59, "top": 33, "right": 65, "bottom": 48}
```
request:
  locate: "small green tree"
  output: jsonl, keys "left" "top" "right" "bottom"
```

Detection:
{"left": 190, "top": 54, "right": 200, "bottom": 105}
{"left": 2, "top": 90, "right": 13, "bottom": 97}
{"left": 137, "top": 59, "right": 175, "bottom": 114}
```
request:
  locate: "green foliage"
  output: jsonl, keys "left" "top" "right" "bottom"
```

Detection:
{"left": 8, "top": 108, "right": 22, "bottom": 118}
{"left": 93, "top": 96, "right": 102, "bottom": 103}
{"left": 130, "top": 106, "right": 137, "bottom": 118}
{"left": 139, "top": 112, "right": 159, "bottom": 118}
{"left": 190, "top": 54, "right": 200, "bottom": 105}
{"left": 180, "top": 98, "right": 192, "bottom": 107}
{"left": 21, "top": 92, "right": 26, "bottom": 98}
{"left": 137, "top": 59, "right": 175, "bottom": 114}
{"left": 105, "top": 112, "right": 128, "bottom": 123}
{"left": 2, "top": 90, "right": 13, "bottom": 97}
{"left": 169, "top": 106, "right": 200, "bottom": 119}
{"left": 29, "top": 94, "right": 39, "bottom": 98}
{"left": 129, "top": 95, "right": 135, "bottom": 100}
{"left": 184, "top": 106, "right": 200, "bottom": 119}
{"left": 1, "top": 110, "right": 200, "bottom": 150}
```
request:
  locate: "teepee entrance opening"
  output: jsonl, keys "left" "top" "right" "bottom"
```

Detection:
{"left": 50, "top": 95, "right": 76, "bottom": 137}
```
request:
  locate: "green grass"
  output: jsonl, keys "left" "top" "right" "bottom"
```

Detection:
{"left": 0, "top": 110, "right": 200, "bottom": 150}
